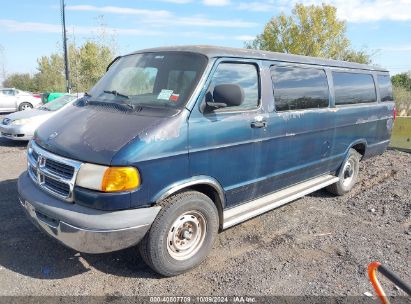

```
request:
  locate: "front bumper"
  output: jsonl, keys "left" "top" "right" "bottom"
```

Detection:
{"left": 0, "top": 123, "right": 34, "bottom": 140}
{"left": 18, "top": 172, "right": 161, "bottom": 253}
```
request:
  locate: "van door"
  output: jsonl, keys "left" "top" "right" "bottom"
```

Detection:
{"left": 188, "top": 60, "right": 266, "bottom": 208}
{"left": 269, "top": 64, "right": 337, "bottom": 184}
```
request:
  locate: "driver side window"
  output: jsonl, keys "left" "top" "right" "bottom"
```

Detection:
{"left": 207, "top": 62, "right": 259, "bottom": 111}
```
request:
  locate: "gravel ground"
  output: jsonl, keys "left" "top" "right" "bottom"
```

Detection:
{"left": 0, "top": 114, "right": 410, "bottom": 298}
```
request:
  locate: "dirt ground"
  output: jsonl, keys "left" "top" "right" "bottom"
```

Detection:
{"left": 0, "top": 117, "right": 409, "bottom": 298}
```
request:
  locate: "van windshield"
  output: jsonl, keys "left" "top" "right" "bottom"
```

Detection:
{"left": 88, "top": 52, "right": 208, "bottom": 110}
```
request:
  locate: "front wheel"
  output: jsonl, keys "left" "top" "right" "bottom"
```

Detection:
{"left": 18, "top": 102, "right": 33, "bottom": 111}
{"left": 139, "top": 191, "right": 219, "bottom": 276}
{"left": 326, "top": 148, "right": 361, "bottom": 196}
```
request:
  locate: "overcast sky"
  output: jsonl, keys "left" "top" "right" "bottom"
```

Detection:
{"left": 0, "top": 0, "right": 410, "bottom": 79}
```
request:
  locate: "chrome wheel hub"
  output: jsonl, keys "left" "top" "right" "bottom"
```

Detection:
{"left": 342, "top": 159, "right": 355, "bottom": 187}
{"left": 167, "top": 211, "right": 207, "bottom": 260}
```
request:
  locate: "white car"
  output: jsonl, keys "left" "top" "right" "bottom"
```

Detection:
{"left": 0, "top": 88, "right": 42, "bottom": 112}
{"left": 0, "top": 93, "right": 83, "bottom": 140}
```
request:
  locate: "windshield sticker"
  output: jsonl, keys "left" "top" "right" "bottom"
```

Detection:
{"left": 170, "top": 94, "right": 180, "bottom": 102}
{"left": 157, "top": 89, "right": 174, "bottom": 100}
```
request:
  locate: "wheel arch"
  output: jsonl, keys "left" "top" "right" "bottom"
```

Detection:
{"left": 153, "top": 176, "right": 225, "bottom": 230}
{"left": 350, "top": 141, "right": 367, "bottom": 158}
{"left": 345, "top": 139, "right": 367, "bottom": 160}
{"left": 337, "top": 140, "right": 367, "bottom": 175}
{"left": 18, "top": 100, "right": 33, "bottom": 109}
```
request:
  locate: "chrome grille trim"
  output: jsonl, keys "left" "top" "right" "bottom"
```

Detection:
{"left": 45, "top": 159, "right": 75, "bottom": 179}
{"left": 27, "top": 141, "right": 82, "bottom": 202}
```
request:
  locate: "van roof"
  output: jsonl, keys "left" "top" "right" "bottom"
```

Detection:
{"left": 130, "top": 45, "right": 388, "bottom": 73}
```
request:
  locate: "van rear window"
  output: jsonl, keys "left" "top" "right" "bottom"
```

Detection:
{"left": 271, "top": 66, "right": 329, "bottom": 111}
{"left": 333, "top": 72, "right": 376, "bottom": 105}
{"left": 377, "top": 75, "right": 393, "bottom": 102}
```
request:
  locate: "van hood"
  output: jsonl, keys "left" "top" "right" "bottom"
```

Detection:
{"left": 34, "top": 103, "right": 180, "bottom": 165}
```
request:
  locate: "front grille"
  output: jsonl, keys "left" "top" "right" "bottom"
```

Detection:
{"left": 44, "top": 176, "right": 70, "bottom": 197}
{"left": 45, "top": 158, "right": 74, "bottom": 179}
{"left": 29, "top": 165, "right": 37, "bottom": 177}
{"left": 32, "top": 149, "right": 39, "bottom": 161}
{"left": 27, "top": 141, "right": 82, "bottom": 202}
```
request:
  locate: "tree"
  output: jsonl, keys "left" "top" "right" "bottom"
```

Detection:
{"left": 2, "top": 40, "right": 115, "bottom": 92}
{"left": 69, "top": 41, "right": 114, "bottom": 92}
{"left": 34, "top": 54, "right": 65, "bottom": 92}
{"left": 391, "top": 73, "right": 411, "bottom": 91}
{"left": 246, "top": 3, "right": 371, "bottom": 64}
{"left": 2, "top": 73, "right": 37, "bottom": 91}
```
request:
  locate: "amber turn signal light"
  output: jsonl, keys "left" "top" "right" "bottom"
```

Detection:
{"left": 101, "top": 167, "right": 140, "bottom": 192}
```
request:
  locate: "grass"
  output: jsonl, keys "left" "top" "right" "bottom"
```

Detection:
{"left": 393, "top": 85, "right": 411, "bottom": 116}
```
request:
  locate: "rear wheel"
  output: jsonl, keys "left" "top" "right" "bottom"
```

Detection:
{"left": 326, "top": 148, "right": 361, "bottom": 196}
{"left": 139, "top": 191, "right": 219, "bottom": 276}
{"left": 18, "top": 102, "right": 33, "bottom": 111}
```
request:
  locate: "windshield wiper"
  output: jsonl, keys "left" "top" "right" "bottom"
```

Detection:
{"left": 115, "top": 99, "right": 135, "bottom": 110}
{"left": 103, "top": 90, "right": 129, "bottom": 99}
{"left": 101, "top": 90, "right": 136, "bottom": 110}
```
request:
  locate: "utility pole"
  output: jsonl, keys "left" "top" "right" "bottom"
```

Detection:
{"left": 61, "top": 0, "right": 71, "bottom": 93}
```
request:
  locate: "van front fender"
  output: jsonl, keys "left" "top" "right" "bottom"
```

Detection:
{"left": 153, "top": 176, "right": 226, "bottom": 208}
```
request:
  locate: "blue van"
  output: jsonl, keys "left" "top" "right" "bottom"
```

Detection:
{"left": 17, "top": 46, "right": 395, "bottom": 276}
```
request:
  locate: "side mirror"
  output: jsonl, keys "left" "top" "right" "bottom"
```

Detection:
{"left": 203, "top": 91, "right": 226, "bottom": 111}
{"left": 213, "top": 84, "right": 244, "bottom": 107}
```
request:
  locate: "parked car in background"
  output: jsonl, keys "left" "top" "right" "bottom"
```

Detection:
{"left": 0, "top": 93, "right": 83, "bottom": 140}
{"left": 0, "top": 88, "right": 42, "bottom": 112}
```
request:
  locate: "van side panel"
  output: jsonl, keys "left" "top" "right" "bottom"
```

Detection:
{"left": 246, "top": 63, "right": 338, "bottom": 202}
{"left": 330, "top": 102, "right": 394, "bottom": 160}
{"left": 328, "top": 71, "right": 394, "bottom": 161}
{"left": 111, "top": 60, "right": 393, "bottom": 210}
{"left": 252, "top": 63, "right": 339, "bottom": 200}
{"left": 188, "top": 109, "right": 264, "bottom": 207}
{"left": 278, "top": 109, "right": 342, "bottom": 177}
{"left": 187, "top": 59, "right": 270, "bottom": 208}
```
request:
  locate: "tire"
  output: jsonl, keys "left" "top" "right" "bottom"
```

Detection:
{"left": 139, "top": 191, "right": 219, "bottom": 276}
{"left": 18, "top": 102, "right": 33, "bottom": 111}
{"left": 326, "top": 148, "right": 361, "bottom": 196}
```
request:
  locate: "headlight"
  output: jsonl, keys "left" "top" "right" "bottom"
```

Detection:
{"left": 76, "top": 163, "right": 140, "bottom": 192}
{"left": 11, "top": 118, "right": 35, "bottom": 125}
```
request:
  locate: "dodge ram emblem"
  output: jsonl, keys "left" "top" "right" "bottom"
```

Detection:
{"left": 48, "top": 132, "right": 58, "bottom": 140}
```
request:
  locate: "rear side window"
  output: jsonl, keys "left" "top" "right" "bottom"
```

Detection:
{"left": 333, "top": 72, "right": 376, "bottom": 105}
{"left": 271, "top": 66, "right": 329, "bottom": 111}
{"left": 1, "top": 89, "right": 14, "bottom": 96}
{"left": 378, "top": 75, "right": 393, "bottom": 102}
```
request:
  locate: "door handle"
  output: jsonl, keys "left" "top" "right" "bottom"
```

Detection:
{"left": 251, "top": 120, "right": 267, "bottom": 128}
